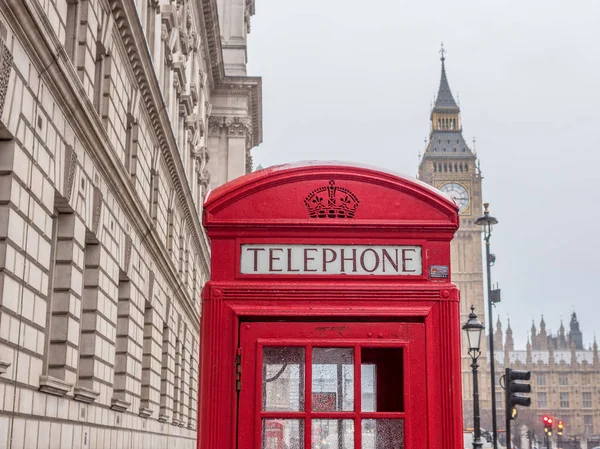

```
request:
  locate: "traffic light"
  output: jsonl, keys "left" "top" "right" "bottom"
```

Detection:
{"left": 505, "top": 368, "right": 531, "bottom": 420}
{"left": 557, "top": 420, "right": 564, "bottom": 436}
{"left": 543, "top": 415, "right": 554, "bottom": 436}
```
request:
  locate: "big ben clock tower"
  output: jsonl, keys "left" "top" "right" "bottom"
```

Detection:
{"left": 418, "top": 49, "right": 491, "bottom": 423}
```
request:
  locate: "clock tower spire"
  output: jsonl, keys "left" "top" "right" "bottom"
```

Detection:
{"left": 417, "top": 47, "right": 489, "bottom": 427}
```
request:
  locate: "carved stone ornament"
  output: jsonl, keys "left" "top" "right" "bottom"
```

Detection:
{"left": 226, "top": 116, "right": 253, "bottom": 137}
{"left": 123, "top": 235, "right": 133, "bottom": 274}
{"left": 245, "top": 150, "right": 253, "bottom": 174}
{"left": 0, "top": 37, "right": 13, "bottom": 119}
{"left": 208, "top": 115, "right": 251, "bottom": 137}
{"left": 189, "top": 84, "right": 199, "bottom": 105}
{"left": 73, "top": 386, "right": 100, "bottom": 404}
{"left": 39, "top": 375, "right": 73, "bottom": 396}
{"left": 304, "top": 180, "right": 360, "bottom": 219}
{"left": 91, "top": 186, "right": 103, "bottom": 234}
{"left": 158, "top": 413, "right": 170, "bottom": 423}
{"left": 64, "top": 145, "right": 78, "bottom": 201}
{"left": 147, "top": 270, "right": 155, "bottom": 305}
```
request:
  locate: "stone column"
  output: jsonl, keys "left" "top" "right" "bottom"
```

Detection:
{"left": 207, "top": 116, "right": 253, "bottom": 187}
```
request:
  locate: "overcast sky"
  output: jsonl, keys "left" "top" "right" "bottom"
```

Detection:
{"left": 246, "top": 0, "right": 600, "bottom": 349}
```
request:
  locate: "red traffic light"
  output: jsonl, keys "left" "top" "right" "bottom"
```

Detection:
{"left": 543, "top": 416, "right": 552, "bottom": 423}
{"left": 558, "top": 420, "right": 564, "bottom": 428}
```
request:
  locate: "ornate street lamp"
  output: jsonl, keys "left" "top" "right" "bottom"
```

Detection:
{"left": 463, "top": 305, "right": 486, "bottom": 449}
{"left": 475, "top": 202, "right": 500, "bottom": 449}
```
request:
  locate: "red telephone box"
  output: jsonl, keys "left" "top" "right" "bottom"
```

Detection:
{"left": 200, "top": 162, "right": 462, "bottom": 449}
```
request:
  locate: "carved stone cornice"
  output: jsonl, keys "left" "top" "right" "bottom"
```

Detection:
{"left": 196, "top": 0, "right": 224, "bottom": 86}
{"left": 1, "top": 0, "right": 203, "bottom": 331}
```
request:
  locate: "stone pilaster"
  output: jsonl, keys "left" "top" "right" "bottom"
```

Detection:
{"left": 140, "top": 295, "right": 162, "bottom": 417}
{"left": 41, "top": 213, "right": 86, "bottom": 396}
{"left": 159, "top": 300, "right": 176, "bottom": 422}
{"left": 112, "top": 273, "right": 144, "bottom": 412}
{"left": 76, "top": 243, "right": 118, "bottom": 406}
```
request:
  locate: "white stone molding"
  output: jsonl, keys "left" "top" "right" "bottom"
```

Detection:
{"left": 0, "top": 359, "right": 10, "bottom": 375}
{"left": 39, "top": 375, "right": 73, "bottom": 397}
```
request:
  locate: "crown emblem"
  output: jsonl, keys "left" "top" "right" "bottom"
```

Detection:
{"left": 304, "top": 180, "right": 359, "bottom": 218}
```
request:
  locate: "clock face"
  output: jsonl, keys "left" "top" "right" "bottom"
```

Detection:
{"left": 440, "top": 183, "right": 469, "bottom": 213}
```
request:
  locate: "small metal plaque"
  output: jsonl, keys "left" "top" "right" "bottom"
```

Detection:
{"left": 429, "top": 265, "right": 449, "bottom": 279}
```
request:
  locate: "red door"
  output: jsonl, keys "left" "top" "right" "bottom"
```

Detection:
{"left": 238, "top": 322, "right": 427, "bottom": 449}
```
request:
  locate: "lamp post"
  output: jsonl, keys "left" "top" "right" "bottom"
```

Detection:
{"left": 463, "top": 305, "right": 486, "bottom": 449}
{"left": 475, "top": 202, "right": 499, "bottom": 449}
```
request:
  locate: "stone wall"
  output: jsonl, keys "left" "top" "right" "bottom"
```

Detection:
{"left": 0, "top": 0, "right": 261, "bottom": 447}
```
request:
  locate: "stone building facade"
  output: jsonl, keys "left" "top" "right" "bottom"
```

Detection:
{"left": 417, "top": 52, "right": 492, "bottom": 424}
{"left": 494, "top": 314, "right": 600, "bottom": 445}
{"left": 0, "top": 0, "right": 261, "bottom": 447}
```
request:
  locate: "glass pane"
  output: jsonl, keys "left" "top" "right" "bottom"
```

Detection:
{"left": 263, "top": 347, "right": 305, "bottom": 411}
{"left": 312, "top": 348, "right": 354, "bottom": 411}
{"left": 262, "top": 419, "right": 303, "bottom": 449}
{"left": 362, "top": 419, "right": 404, "bottom": 449}
{"left": 312, "top": 419, "right": 354, "bottom": 449}
{"left": 361, "top": 348, "right": 403, "bottom": 412}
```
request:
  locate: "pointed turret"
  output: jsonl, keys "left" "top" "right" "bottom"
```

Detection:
{"left": 505, "top": 319, "right": 514, "bottom": 352}
{"left": 538, "top": 316, "right": 548, "bottom": 350}
{"left": 593, "top": 337, "right": 599, "bottom": 367}
{"left": 433, "top": 47, "right": 460, "bottom": 112}
{"left": 494, "top": 317, "right": 503, "bottom": 351}
{"left": 526, "top": 337, "right": 533, "bottom": 366}
{"left": 419, "top": 46, "right": 476, "bottom": 180}
{"left": 568, "top": 312, "right": 584, "bottom": 350}
{"left": 558, "top": 320, "right": 567, "bottom": 349}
